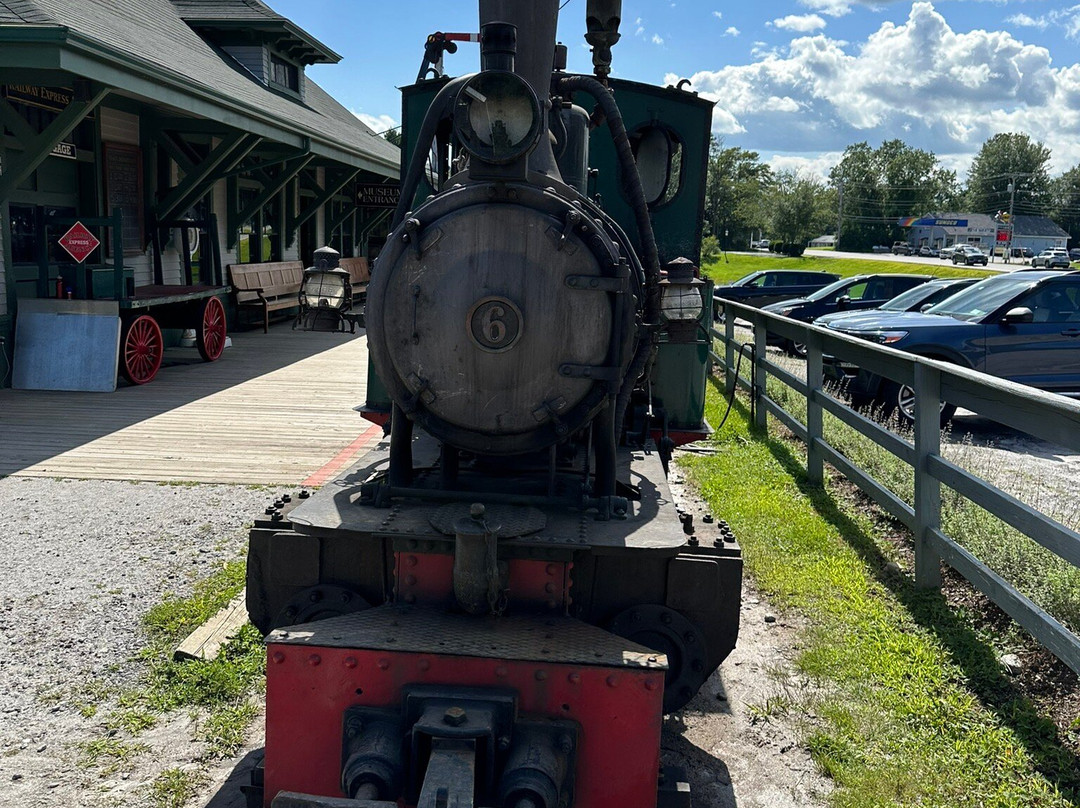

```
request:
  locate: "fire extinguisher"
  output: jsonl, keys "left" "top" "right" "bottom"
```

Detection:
{"left": 55, "top": 275, "right": 64, "bottom": 299}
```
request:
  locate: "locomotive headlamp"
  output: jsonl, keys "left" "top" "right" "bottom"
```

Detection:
{"left": 659, "top": 257, "right": 705, "bottom": 321}
{"left": 659, "top": 257, "right": 705, "bottom": 343}
{"left": 454, "top": 71, "right": 542, "bottom": 165}
{"left": 296, "top": 246, "right": 355, "bottom": 332}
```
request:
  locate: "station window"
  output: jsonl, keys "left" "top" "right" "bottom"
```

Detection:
{"left": 269, "top": 55, "right": 300, "bottom": 93}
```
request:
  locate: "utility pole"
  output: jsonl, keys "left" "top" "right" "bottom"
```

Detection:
{"left": 836, "top": 180, "right": 843, "bottom": 251}
{"left": 1005, "top": 179, "right": 1016, "bottom": 263}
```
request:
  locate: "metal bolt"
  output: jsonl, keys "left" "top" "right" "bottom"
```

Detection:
{"left": 282, "top": 494, "right": 292, "bottom": 503}
{"left": 264, "top": 506, "right": 276, "bottom": 515}
{"left": 495, "top": 666, "right": 508, "bottom": 677}
{"left": 535, "top": 669, "right": 548, "bottom": 681}
{"left": 645, "top": 680, "right": 658, "bottom": 691}
{"left": 272, "top": 651, "right": 285, "bottom": 664}
{"left": 274, "top": 500, "right": 284, "bottom": 509}
{"left": 444, "top": 707, "right": 467, "bottom": 727}
{"left": 299, "top": 490, "right": 310, "bottom": 499}
{"left": 497, "top": 736, "right": 511, "bottom": 752}
{"left": 418, "top": 659, "right": 430, "bottom": 672}
{"left": 271, "top": 512, "right": 282, "bottom": 521}
{"left": 344, "top": 656, "right": 357, "bottom": 669}
{"left": 309, "top": 591, "right": 322, "bottom": 603}
{"left": 567, "top": 672, "right": 581, "bottom": 684}
{"left": 558, "top": 734, "right": 573, "bottom": 754}
{"left": 405, "top": 575, "right": 417, "bottom": 586}
{"left": 308, "top": 654, "right": 321, "bottom": 667}
{"left": 470, "top": 502, "right": 485, "bottom": 519}
{"left": 606, "top": 674, "right": 618, "bottom": 688}
{"left": 377, "top": 658, "right": 390, "bottom": 670}
{"left": 660, "top": 612, "right": 673, "bottom": 625}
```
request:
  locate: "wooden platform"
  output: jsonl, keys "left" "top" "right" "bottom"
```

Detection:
{"left": 0, "top": 325, "right": 381, "bottom": 484}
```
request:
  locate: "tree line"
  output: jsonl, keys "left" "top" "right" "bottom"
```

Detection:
{"left": 703, "top": 133, "right": 1080, "bottom": 255}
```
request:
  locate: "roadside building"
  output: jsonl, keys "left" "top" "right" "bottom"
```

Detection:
{"left": 1010, "top": 215, "right": 1069, "bottom": 254}
{"left": 808, "top": 234, "right": 835, "bottom": 248}
{"left": 904, "top": 213, "right": 997, "bottom": 250}
{"left": 0, "top": 0, "right": 399, "bottom": 384}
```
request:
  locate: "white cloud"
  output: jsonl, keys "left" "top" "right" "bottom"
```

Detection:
{"left": 1004, "top": 6, "right": 1080, "bottom": 38}
{"left": 1006, "top": 13, "right": 1049, "bottom": 30}
{"left": 725, "top": 26, "right": 741, "bottom": 37}
{"left": 352, "top": 112, "right": 398, "bottom": 134}
{"left": 713, "top": 11, "right": 723, "bottom": 20}
{"left": 771, "top": 14, "right": 827, "bottom": 32}
{"left": 799, "top": 0, "right": 854, "bottom": 18}
{"left": 663, "top": 2, "right": 1080, "bottom": 172}
{"left": 766, "top": 151, "right": 844, "bottom": 181}
{"left": 652, "top": 34, "right": 665, "bottom": 45}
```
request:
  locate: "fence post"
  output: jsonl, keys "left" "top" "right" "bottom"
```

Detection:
{"left": 913, "top": 361, "right": 943, "bottom": 589}
{"left": 806, "top": 329, "right": 824, "bottom": 484}
{"left": 724, "top": 305, "right": 736, "bottom": 397}
{"left": 753, "top": 314, "right": 768, "bottom": 432}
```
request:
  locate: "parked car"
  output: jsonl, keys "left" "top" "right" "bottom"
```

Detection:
{"left": 813, "top": 277, "right": 978, "bottom": 329}
{"left": 822, "top": 270, "right": 1080, "bottom": 424}
{"left": 762, "top": 273, "right": 934, "bottom": 355}
{"left": 1070, "top": 248, "right": 1080, "bottom": 262}
{"left": 1031, "top": 249, "right": 1072, "bottom": 269}
{"left": 938, "top": 245, "right": 959, "bottom": 261}
{"left": 918, "top": 246, "right": 939, "bottom": 258}
{"left": 713, "top": 269, "right": 840, "bottom": 312}
{"left": 892, "top": 241, "right": 913, "bottom": 256}
{"left": 952, "top": 245, "right": 988, "bottom": 266}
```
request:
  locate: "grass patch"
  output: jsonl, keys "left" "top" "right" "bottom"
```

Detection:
{"left": 682, "top": 376, "right": 1080, "bottom": 807}
{"left": 702, "top": 252, "right": 987, "bottom": 285}
{"left": 79, "top": 556, "right": 264, "bottom": 804}
{"left": 150, "top": 768, "right": 206, "bottom": 808}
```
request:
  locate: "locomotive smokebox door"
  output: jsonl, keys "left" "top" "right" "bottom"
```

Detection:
{"left": 367, "top": 184, "right": 631, "bottom": 457}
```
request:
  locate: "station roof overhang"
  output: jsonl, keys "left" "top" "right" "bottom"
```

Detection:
{"left": 0, "top": 25, "right": 398, "bottom": 178}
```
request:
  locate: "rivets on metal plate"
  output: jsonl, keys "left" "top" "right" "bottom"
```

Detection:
{"left": 495, "top": 666, "right": 508, "bottom": 678}
{"left": 377, "top": 658, "right": 391, "bottom": 670}
{"left": 607, "top": 674, "right": 618, "bottom": 688}
{"left": 272, "top": 651, "right": 285, "bottom": 664}
{"left": 405, "top": 575, "right": 417, "bottom": 586}
{"left": 535, "top": 670, "right": 548, "bottom": 681}
{"left": 308, "top": 654, "right": 321, "bottom": 667}
{"left": 645, "top": 679, "right": 658, "bottom": 691}
{"left": 343, "top": 656, "right": 357, "bottom": 669}
{"left": 406, "top": 555, "right": 418, "bottom": 567}
{"left": 568, "top": 672, "right": 581, "bottom": 684}
{"left": 546, "top": 564, "right": 557, "bottom": 575}
{"left": 418, "top": 659, "right": 430, "bottom": 672}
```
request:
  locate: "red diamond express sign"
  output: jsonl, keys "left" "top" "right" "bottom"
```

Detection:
{"left": 58, "top": 221, "right": 100, "bottom": 264}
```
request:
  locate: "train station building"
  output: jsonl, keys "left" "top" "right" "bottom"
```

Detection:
{"left": 0, "top": 0, "right": 399, "bottom": 385}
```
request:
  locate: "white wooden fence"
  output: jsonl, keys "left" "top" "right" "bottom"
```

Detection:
{"left": 711, "top": 299, "right": 1080, "bottom": 673}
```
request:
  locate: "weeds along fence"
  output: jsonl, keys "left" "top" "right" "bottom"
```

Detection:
{"left": 710, "top": 298, "right": 1080, "bottom": 673}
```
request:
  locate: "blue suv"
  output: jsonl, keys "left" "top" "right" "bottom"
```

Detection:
{"left": 823, "top": 270, "right": 1080, "bottom": 423}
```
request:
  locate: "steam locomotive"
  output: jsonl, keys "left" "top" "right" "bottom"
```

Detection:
{"left": 245, "top": 2, "right": 741, "bottom": 806}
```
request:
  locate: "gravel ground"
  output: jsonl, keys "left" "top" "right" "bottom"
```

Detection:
{"left": 0, "top": 478, "right": 273, "bottom": 808}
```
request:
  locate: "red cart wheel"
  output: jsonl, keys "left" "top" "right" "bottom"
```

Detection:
{"left": 120, "top": 314, "right": 164, "bottom": 385}
{"left": 197, "top": 296, "right": 227, "bottom": 362}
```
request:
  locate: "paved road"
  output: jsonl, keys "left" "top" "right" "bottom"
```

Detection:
{"left": 728, "top": 248, "right": 1019, "bottom": 273}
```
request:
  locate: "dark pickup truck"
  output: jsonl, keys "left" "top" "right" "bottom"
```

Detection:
{"left": 713, "top": 269, "right": 840, "bottom": 309}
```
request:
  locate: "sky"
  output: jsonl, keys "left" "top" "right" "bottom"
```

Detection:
{"left": 270, "top": 0, "right": 1080, "bottom": 182}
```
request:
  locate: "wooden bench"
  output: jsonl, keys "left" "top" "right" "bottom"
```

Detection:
{"left": 340, "top": 256, "right": 370, "bottom": 304}
{"left": 228, "top": 261, "right": 304, "bottom": 333}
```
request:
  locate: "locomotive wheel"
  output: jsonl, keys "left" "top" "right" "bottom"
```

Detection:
{"left": 275, "top": 585, "right": 370, "bottom": 629}
{"left": 197, "top": 296, "right": 227, "bottom": 362}
{"left": 610, "top": 605, "right": 710, "bottom": 713}
{"left": 120, "top": 315, "right": 164, "bottom": 385}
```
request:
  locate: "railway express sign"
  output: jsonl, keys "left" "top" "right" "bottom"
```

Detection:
{"left": 58, "top": 221, "right": 100, "bottom": 264}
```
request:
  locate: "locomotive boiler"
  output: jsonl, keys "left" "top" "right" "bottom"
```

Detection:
{"left": 245, "top": 2, "right": 742, "bottom": 806}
